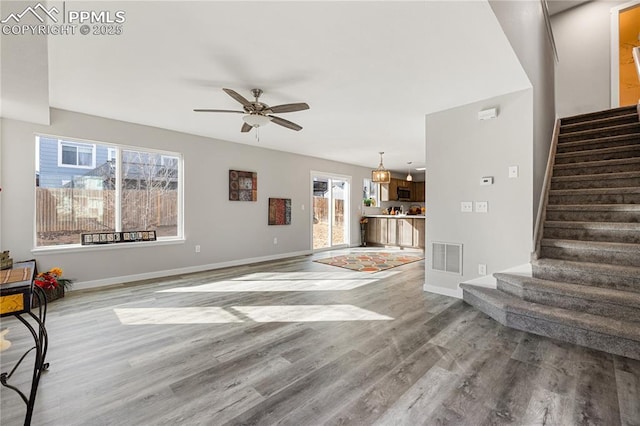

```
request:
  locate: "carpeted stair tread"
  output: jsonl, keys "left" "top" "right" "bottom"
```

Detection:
{"left": 554, "top": 144, "right": 640, "bottom": 162}
{"left": 560, "top": 105, "right": 638, "bottom": 126}
{"left": 460, "top": 285, "right": 640, "bottom": 359}
{"left": 546, "top": 203, "right": 640, "bottom": 212}
{"left": 532, "top": 258, "right": 640, "bottom": 293}
{"left": 556, "top": 133, "right": 640, "bottom": 153}
{"left": 544, "top": 221, "right": 640, "bottom": 231}
{"left": 494, "top": 273, "right": 640, "bottom": 322}
{"left": 550, "top": 171, "right": 640, "bottom": 190}
{"left": 553, "top": 156, "right": 640, "bottom": 170}
{"left": 541, "top": 238, "right": 640, "bottom": 252}
{"left": 558, "top": 122, "right": 640, "bottom": 143}
{"left": 560, "top": 113, "right": 640, "bottom": 134}
{"left": 549, "top": 187, "right": 640, "bottom": 196}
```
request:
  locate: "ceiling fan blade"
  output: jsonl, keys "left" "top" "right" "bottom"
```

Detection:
{"left": 241, "top": 122, "right": 253, "bottom": 133}
{"left": 223, "top": 88, "right": 254, "bottom": 110}
{"left": 267, "top": 103, "right": 310, "bottom": 114}
{"left": 269, "top": 115, "right": 303, "bottom": 131}
{"left": 193, "top": 109, "right": 244, "bottom": 113}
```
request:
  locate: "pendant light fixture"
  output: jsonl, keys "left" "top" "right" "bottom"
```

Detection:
{"left": 371, "top": 152, "right": 391, "bottom": 184}
{"left": 406, "top": 162, "right": 413, "bottom": 182}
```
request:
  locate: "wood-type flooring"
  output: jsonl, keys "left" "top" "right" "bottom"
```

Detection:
{"left": 1, "top": 249, "right": 638, "bottom": 425}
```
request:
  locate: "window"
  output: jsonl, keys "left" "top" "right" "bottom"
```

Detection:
{"left": 363, "top": 178, "right": 378, "bottom": 206}
{"left": 58, "top": 141, "right": 96, "bottom": 168}
{"left": 36, "top": 136, "right": 182, "bottom": 247}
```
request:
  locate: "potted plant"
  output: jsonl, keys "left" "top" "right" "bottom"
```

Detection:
{"left": 33, "top": 267, "right": 74, "bottom": 306}
{"left": 363, "top": 198, "right": 374, "bottom": 207}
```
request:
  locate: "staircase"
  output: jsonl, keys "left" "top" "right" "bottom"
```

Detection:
{"left": 461, "top": 105, "right": 640, "bottom": 360}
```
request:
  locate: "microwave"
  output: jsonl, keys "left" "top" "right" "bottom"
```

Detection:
{"left": 397, "top": 187, "right": 411, "bottom": 201}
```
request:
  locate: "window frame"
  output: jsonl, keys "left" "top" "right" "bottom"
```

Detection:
{"left": 57, "top": 140, "right": 97, "bottom": 169}
{"left": 35, "top": 134, "right": 184, "bottom": 250}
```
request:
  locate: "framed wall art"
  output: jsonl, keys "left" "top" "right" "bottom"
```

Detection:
{"left": 229, "top": 170, "right": 257, "bottom": 201}
{"left": 268, "top": 198, "right": 291, "bottom": 225}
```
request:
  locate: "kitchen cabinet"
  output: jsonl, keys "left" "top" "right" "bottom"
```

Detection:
{"left": 379, "top": 179, "right": 425, "bottom": 202}
{"left": 365, "top": 217, "right": 425, "bottom": 248}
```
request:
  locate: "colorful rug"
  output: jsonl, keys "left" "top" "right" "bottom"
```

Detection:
{"left": 314, "top": 252, "right": 424, "bottom": 273}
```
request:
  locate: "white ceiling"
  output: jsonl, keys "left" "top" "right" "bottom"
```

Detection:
{"left": 46, "top": 1, "right": 531, "bottom": 174}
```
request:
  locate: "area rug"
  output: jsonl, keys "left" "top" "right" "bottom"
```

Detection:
{"left": 314, "top": 252, "right": 424, "bottom": 273}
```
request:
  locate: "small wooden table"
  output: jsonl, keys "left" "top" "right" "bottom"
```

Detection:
{"left": 0, "top": 261, "right": 50, "bottom": 425}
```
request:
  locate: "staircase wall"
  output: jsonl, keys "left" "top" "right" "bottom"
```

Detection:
{"left": 425, "top": 89, "right": 534, "bottom": 297}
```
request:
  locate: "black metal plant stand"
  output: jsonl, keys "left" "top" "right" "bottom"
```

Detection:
{"left": 360, "top": 224, "right": 367, "bottom": 247}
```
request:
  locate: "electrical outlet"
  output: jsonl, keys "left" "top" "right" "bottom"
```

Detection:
{"left": 273, "top": 237, "right": 278, "bottom": 245}
{"left": 301, "top": 204, "right": 305, "bottom": 210}
{"left": 475, "top": 201, "right": 488, "bottom": 213}
{"left": 461, "top": 201, "right": 473, "bottom": 213}
{"left": 478, "top": 264, "right": 487, "bottom": 275}
{"left": 195, "top": 245, "right": 201, "bottom": 253}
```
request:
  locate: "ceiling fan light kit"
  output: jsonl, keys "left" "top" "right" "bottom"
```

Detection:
{"left": 371, "top": 152, "right": 391, "bottom": 184}
{"left": 193, "top": 88, "right": 309, "bottom": 134}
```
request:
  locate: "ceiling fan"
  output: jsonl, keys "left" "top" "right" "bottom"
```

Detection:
{"left": 194, "top": 88, "right": 309, "bottom": 133}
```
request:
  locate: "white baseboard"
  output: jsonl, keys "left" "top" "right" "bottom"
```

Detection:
{"left": 70, "top": 250, "right": 312, "bottom": 291}
{"left": 423, "top": 283, "right": 462, "bottom": 299}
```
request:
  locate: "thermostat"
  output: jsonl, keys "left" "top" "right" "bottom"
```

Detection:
{"left": 481, "top": 176, "right": 494, "bottom": 186}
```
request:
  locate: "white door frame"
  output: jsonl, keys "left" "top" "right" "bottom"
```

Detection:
{"left": 610, "top": 0, "right": 640, "bottom": 107}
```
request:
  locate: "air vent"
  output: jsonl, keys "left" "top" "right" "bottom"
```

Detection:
{"left": 432, "top": 242, "right": 463, "bottom": 274}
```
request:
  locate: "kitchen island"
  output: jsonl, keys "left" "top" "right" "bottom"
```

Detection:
{"left": 364, "top": 215, "right": 425, "bottom": 249}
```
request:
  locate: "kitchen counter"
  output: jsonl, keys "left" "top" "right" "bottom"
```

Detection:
{"left": 364, "top": 215, "right": 425, "bottom": 219}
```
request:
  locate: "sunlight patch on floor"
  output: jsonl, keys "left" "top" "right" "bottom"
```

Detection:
{"left": 158, "top": 277, "right": 379, "bottom": 293}
{"left": 233, "top": 304, "right": 393, "bottom": 322}
{"left": 114, "top": 307, "right": 243, "bottom": 325}
{"left": 114, "top": 305, "right": 393, "bottom": 325}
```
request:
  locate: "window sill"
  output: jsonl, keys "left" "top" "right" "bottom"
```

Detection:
{"left": 31, "top": 238, "right": 185, "bottom": 255}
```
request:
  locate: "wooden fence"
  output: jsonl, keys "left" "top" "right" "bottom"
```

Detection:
{"left": 313, "top": 197, "right": 344, "bottom": 224}
{"left": 36, "top": 188, "right": 177, "bottom": 232}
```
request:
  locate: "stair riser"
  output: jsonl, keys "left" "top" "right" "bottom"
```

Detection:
{"left": 497, "top": 280, "right": 640, "bottom": 323}
{"left": 553, "top": 161, "right": 640, "bottom": 176}
{"left": 462, "top": 289, "right": 640, "bottom": 360}
{"left": 543, "top": 227, "right": 640, "bottom": 244}
{"left": 554, "top": 147, "right": 640, "bottom": 164}
{"left": 532, "top": 264, "right": 640, "bottom": 294}
{"left": 560, "top": 115, "right": 639, "bottom": 134}
{"left": 558, "top": 125, "right": 640, "bottom": 143}
{"left": 556, "top": 136, "right": 640, "bottom": 154}
{"left": 540, "top": 246, "right": 640, "bottom": 267}
{"left": 545, "top": 210, "right": 640, "bottom": 223}
{"left": 550, "top": 177, "right": 640, "bottom": 190}
{"left": 548, "top": 193, "right": 640, "bottom": 205}
{"left": 561, "top": 107, "right": 638, "bottom": 126}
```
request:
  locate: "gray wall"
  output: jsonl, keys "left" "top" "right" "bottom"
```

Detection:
{"left": 1, "top": 109, "right": 372, "bottom": 288}
{"left": 552, "top": 0, "right": 628, "bottom": 117}
{"left": 490, "top": 0, "right": 556, "bottom": 223}
{"left": 425, "top": 89, "right": 534, "bottom": 296}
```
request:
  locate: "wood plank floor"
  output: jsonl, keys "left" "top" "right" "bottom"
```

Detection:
{"left": 1, "top": 249, "right": 639, "bottom": 425}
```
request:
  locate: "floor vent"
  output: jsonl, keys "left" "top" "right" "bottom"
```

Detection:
{"left": 432, "top": 242, "right": 463, "bottom": 274}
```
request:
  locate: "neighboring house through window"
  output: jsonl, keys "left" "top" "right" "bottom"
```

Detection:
{"left": 36, "top": 135, "right": 182, "bottom": 247}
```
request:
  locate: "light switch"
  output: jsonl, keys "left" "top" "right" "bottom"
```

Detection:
{"left": 475, "top": 201, "right": 488, "bottom": 213}
{"left": 461, "top": 202, "right": 473, "bottom": 213}
{"left": 478, "top": 264, "right": 487, "bottom": 275}
{"left": 508, "top": 166, "right": 519, "bottom": 178}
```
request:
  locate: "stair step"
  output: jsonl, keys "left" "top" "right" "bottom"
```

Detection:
{"left": 552, "top": 157, "right": 640, "bottom": 176}
{"left": 532, "top": 258, "right": 640, "bottom": 294}
{"left": 540, "top": 238, "right": 640, "bottom": 267}
{"left": 547, "top": 187, "right": 640, "bottom": 205}
{"left": 543, "top": 221, "right": 640, "bottom": 243}
{"left": 560, "top": 112, "right": 639, "bottom": 134}
{"left": 494, "top": 273, "right": 640, "bottom": 323}
{"left": 560, "top": 105, "right": 638, "bottom": 126}
{"left": 558, "top": 122, "right": 640, "bottom": 143}
{"left": 556, "top": 133, "right": 640, "bottom": 154}
{"left": 550, "top": 171, "right": 640, "bottom": 190}
{"left": 460, "top": 284, "right": 640, "bottom": 360}
{"left": 545, "top": 204, "right": 640, "bottom": 222}
{"left": 554, "top": 144, "right": 640, "bottom": 164}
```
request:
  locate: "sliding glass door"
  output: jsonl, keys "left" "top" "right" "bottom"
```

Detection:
{"left": 312, "top": 173, "right": 350, "bottom": 250}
